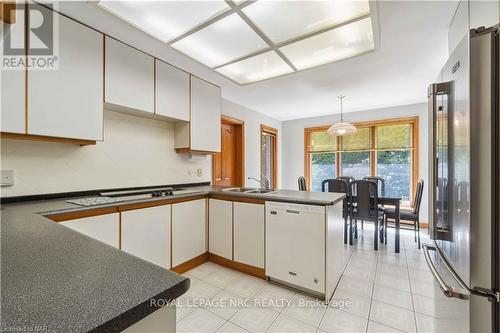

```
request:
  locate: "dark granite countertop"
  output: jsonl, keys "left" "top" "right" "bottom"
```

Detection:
{"left": 1, "top": 200, "right": 189, "bottom": 332}
{"left": 0, "top": 185, "right": 344, "bottom": 332}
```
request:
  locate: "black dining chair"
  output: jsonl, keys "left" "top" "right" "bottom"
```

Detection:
{"left": 298, "top": 176, "right": 307, "bottom": 191}
{"left": 361, "top": 176, "right": 386, "bottom": 230}
{"left": 337, "top": 176, "right": 355, "bottom": 184}
{"left": 322, "top": 179, "right": 349, "bottom": 244}
{"left": 384, "top": 179, "right": 424, "bottom": 249}
{"left": 349, "top": 180, "right": 384, "bottom": 250}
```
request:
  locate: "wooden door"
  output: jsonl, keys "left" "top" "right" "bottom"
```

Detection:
{"left": 214, "top": 123, "right": 237, "bottom": 186}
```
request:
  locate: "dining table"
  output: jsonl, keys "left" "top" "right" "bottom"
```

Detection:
{"left": 341, "top": 195, "right": 402, "bottom": 253}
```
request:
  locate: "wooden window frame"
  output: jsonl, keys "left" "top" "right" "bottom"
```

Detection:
{"left": 304, "top": 117, "right": 419, "bottom": 203}
{"left": 260, "top": 124, "right": 278, "bottom": 189}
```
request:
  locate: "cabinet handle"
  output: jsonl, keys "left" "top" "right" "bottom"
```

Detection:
{"left": 289, "top": 271, "right": 297, "bottom": 276}
{"left": 286, "top": 210, "right": 300, "bottom": 214}
{"left": 270, "top": 211, "right": 277, "bottom": 215}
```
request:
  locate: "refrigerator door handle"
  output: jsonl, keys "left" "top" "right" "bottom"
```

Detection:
{"left": 423, "top": 244, "right": 500, "bottom": 302}
{"left": 422, "top": 244, "right": 469, "bottom": 300}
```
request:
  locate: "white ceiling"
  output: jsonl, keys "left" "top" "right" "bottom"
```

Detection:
{"left": 57, "top": 1, "right": 458, "bottom": 121}
{"left": 219, "top": 0, "right": 458, "bottom": 121}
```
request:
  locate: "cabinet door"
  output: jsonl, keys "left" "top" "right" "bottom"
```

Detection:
{"left": 60, "top": 213, "right": 119, "bottom": 248}
{"left": 190, "top": 76, "right": 221, "bottom": 152}
{"left": 28, "top": 8, "right": 103, "bottom": 140}
{"left": 155, "top": 60, "right": 189, "bottom": 121}
{"left": 1, "top": 16, "right": 25, "bottom": 134}
{"left": 172, "top": 199, "right": 206, "bottom": 267}
{"left": 233, "top": 202, "right": 264, "bottom": 268}
{"left": 121, "top": 205, "right": 171, "bottom": 269}
{"left": 208, "top": 199, "right": 232, "bottom": 260}
{"left": 105, "top": 37, "right": 154, "bottom": 113}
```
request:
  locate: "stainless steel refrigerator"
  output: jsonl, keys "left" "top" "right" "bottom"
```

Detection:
{"left": 427, "top": 25, "right": 499, "bottom": 332}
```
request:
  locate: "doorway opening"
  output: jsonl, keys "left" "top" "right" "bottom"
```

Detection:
{"left": 212, "top": 116, "right": 245, "bottom": 187}
{"left": 261, "top": 125, "right": 278, "bottom": 189}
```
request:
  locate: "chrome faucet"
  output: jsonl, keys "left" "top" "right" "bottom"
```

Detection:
{"left": 248, "top": 176, "right": 270, "bottom": 190}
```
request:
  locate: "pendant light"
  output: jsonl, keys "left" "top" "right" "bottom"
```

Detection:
{"left": 327, "top": 95, "right": 357, "bottom": 136}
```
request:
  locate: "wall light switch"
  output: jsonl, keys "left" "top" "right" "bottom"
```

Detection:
{"left": 1, "top": 170, "right": 14, "bottom": 186}
{"left": 196, "top": 169, "right": 203, "bottom": 177}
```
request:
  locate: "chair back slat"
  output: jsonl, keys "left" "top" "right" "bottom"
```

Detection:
{"left": 298, "top": 176, "right": 307, "bottom": 191}
{"left": 362, "top": 176, "right": 385, "bottom": 197}
{"left": 349, "top": 180, "right": 379, "bottom": 222}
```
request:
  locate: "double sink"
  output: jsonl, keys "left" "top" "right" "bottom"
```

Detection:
{"left": 222, "top": 187, "right": 278, "bottom": 195}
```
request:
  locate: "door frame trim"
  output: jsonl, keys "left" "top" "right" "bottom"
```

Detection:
{"left": 260, "top": 124, "right": 279, "bottom": 189}
{"left": 212, "top": 115, "right": 245, "bottom": 186}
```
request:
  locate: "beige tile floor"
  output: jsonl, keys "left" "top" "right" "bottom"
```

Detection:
{"left": 175, "top": 227, "right": 447, "bottom": 333}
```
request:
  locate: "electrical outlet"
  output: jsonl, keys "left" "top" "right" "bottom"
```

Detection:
{"left": 188, "top": 170, "right": 194, "bottom": 176}
{"left": 1, "top": 170, "right": 14, "bottom": 186}
{"left": 196, "top": 169, "right": 203, "bottom": 177}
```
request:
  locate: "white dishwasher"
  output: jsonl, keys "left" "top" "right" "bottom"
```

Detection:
{"left": 265, "top": 201, "right": 325, "bottom": 294}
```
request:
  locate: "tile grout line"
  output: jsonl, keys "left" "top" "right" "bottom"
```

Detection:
{"left": 365, "top": 247, "right": 380, "bottom": 332}
{"left": 405, "top": 237, "right": 420, "bottom": 333}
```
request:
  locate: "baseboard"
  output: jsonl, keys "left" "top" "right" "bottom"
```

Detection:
{"left": 208, "top": 253, "right": 266, "bottom": 280}
{"left": 171, "top": 252, "right": 209, "bottom": 274}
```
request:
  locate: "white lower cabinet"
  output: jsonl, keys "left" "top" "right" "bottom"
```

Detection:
{"left": 60, "top": 213, "right": 119, "bottom": 248}
{"left": 172, "top": 199, "right": 207, "bottom": 267}
{"left": 121, "top": 205, "right": 171, "bottom": 269}
{"left": 233, "top": 202, "right": 265, "bottom": 268}
{"left": 208, "top": 199, "right": 232, "bottom": 260}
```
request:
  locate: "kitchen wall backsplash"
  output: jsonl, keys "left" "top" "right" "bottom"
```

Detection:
{"left": 0, "top": 110, "right": 211, "bottom": 197}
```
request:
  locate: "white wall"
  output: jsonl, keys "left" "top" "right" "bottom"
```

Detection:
{"left": 281, "top": 103, "right": 430, "bottom": 222}
{"left": 0, "top": 110, "right": 211, "bottom": 197}
{"left": 221, "top": 99, "right": 282, "bottom": 187}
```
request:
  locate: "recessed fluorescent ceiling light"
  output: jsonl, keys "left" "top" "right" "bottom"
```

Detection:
{"left": 242, "top": 0, "right": 370, "bottom": 43}
{"left": 171, "top": 13, "right": 267, "bottom": 68}
{"left": 280, "top": 17, "right": 375, "bottom": 71}
{"left": 97, "top": 0, "right": 230, "bottom": 43}
{"left": 216, "top": 51, "right": 293, "bottom": 84}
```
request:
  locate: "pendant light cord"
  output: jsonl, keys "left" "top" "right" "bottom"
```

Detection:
{"left": 338, "top": 95, "right": 345, "bottom": 123}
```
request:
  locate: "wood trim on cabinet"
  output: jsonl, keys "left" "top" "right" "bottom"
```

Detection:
{"left": 118, "top": 194, "right": 208, "bottom": 212}
{"left": 47, "top": 206, "right": 118, "bottom": 222}
{"left": 209, "top": 193, "right": 265, "bottom": 205}
{"left": 174, "top": 148, "right": 216, "bottom": 155}
{"left": 260, "top": 124, "right": 279, "bottom": 189}
{"left": 0, "top": 1, "right": 16, "bottom": 24}
{"left": 0, "top": 133, "right": 96, "bottom": 146}
{"left": 208, "top": 253, "right": 266, "bottom": 280}
{"left": 171, "top": 252, "right": 209, "bottom": 274}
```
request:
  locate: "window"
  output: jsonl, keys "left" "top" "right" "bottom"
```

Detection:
{"left": 261, "top": 125, "right": 278, "bottom": 188}
{"left": 304, "top": 117, "right": 418, "bottom": 202}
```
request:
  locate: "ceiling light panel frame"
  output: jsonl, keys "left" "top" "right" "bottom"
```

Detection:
{"left": 97, "top": 0, "right": 379, "bottom": 85}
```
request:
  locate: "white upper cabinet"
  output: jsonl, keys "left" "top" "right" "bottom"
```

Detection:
{"left": 28, "top": 8, "right": 104, "bottom": 141}
{"left": 155, "top": 60, "right": 189, "bottom": 121}
{"left": 1, "top": 16, "right": 25, "bottom": 134}
{"left": 175, "top": 76, "right": 221, "bottom": 152}
{"left": 191, "top": 76, "right": 221, "bottom": 152}
{"left": 105, "top": 37, "right": 154, "bottom": 114}
{"left": 121, "top": 205, "right": 171, "bottom": 269}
